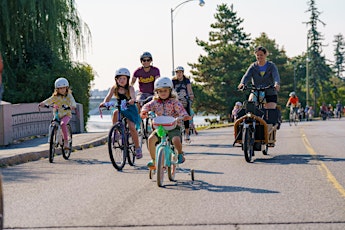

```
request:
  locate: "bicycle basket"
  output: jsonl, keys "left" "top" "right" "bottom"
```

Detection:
{"left": 152, "top": 116, "right": 177, "bottom": 131}
{"left": 244, "top": 101, "right": 256, "bottom": 113}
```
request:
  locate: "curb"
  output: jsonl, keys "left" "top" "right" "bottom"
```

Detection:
{"left": 0, "top": 135, "right": 108, "bottom": 167}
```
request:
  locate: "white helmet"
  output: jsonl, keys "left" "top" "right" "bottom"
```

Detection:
{"left": 175, "top": 66, "right": 184, "bottom": 72}
{"left": 235, "top": 101, "right": 242, "bottom": 106}
{"left": 154, "top": 77, "right": 173, "bottom": 90}
{"left": 289, "top": 91, "right": 296, "bottom": 97}
{"left": 115, "top": 67, "right": 130, "bottom": 78}
{"left": 55, "top": 77, "right": 69, "bottom": 88}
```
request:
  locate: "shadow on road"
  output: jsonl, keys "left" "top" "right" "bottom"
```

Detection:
{"left": 255, "top": 154, "right": 345, "bottom": 165}
{"left": 187, "top": 143, "right": 234, "bottom": 149}
{"left": 164, "top": 179, "right": 279, "bottom": 194}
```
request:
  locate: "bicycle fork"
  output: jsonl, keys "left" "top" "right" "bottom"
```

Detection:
{"left": 156, "top": 142, "right": 174, "bottom": 168}
{"left": 243, "top": 118, "right": 256, "bottom": 146}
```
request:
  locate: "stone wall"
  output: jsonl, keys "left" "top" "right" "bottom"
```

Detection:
{"left": 0, "top": 101, "right": 84, "bottom": 146}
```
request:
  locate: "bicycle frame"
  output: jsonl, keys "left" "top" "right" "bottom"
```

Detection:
{"left": 155, "top": 128, "right": 176, "bottom": 168}
{"left": 154, "top": 125, "right": 178, "bottom": 187}
{"left": 101, "top": 99, "right": 136, "bottom": 171}
{"left": 40, "top": 104, "right": 72, "bottom": 163}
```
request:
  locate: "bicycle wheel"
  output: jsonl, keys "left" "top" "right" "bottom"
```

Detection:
{"left": 156, "top": 147, "right": 165, "bottom": 187}
{"left": 126, "top": 130, "right": 136, "bottom": 166}
{"left": 168, "top": 150, "right": 177, "bottom": 181}
{"left": 62, "top": 124, "right": 72, "bottom": 160}
{"left": 108, "top": 124, "right": 127, "bottom": 171}
{"left": 49, "top": 125, "right": 57, "bottom": 163}
{"left": 294, "top": 112, "right": 298, "bottom": 126}
{"left": 289, "top": 113, "right": 293, "bottom": 126}
{"left": 242, "top": 127, "right": 253, "bottom": 163}
{"left": 144, "top": 118, "right": 151, "bottom": 149}
{"left": 138, "top": 120, "right": 146, "bottom": 150}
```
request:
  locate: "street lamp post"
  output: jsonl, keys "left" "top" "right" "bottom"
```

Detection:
{"left": 171, "top": 0, "right": 205, "bottom": 76}
{"left": 306, "top": 35, "right": 310, "bottom": 106}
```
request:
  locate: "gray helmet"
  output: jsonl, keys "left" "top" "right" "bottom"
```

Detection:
{"left": 175, "top": 66, "right": 184, "bottom": 72}
{"left": 140, "top": 51, "right": 152, "bottom": 61}
{"left": 289, "top": 91, "right": 296, "bottom": 97}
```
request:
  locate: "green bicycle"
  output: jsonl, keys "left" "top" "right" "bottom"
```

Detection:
{"left": 148, "top": 116, "right": 194, "bottom": 187}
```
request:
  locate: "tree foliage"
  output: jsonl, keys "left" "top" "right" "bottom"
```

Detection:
{"left": 333, "top": 33, "right": 345, "bottom": 79}
{"left": 189, "top": 1, "right": 342, "bottom": 118}
{"left": 0, "top": 0, "right": 93, "bottom": 129}
{"left": 189, "top": 4, "right": 251, "bottom": 116}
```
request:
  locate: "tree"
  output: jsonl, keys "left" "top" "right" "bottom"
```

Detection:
{"left": 189, "top": 3, "right": 251, "bottom": 116}
{"left": 305, "top": 0, "right": 333, "bottom": 111}
{"left": 0, "top": 0, "right": 93, "bottom": 129}
{"left": 333, "top": 33, "right": 345, "bottom": 79}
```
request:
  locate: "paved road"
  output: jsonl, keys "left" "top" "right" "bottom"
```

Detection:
{"left": 1, "top": 120, "right": 345, "bottom": 229}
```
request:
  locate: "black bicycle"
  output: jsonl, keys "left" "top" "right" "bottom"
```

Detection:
{"left": 233, "top": 85, "right": 280, "bottom": 163}
{"left": 39, "top": 104, "right": 73, "bottom": 163}
{"left": 137, "top": 96, "right": 154, "bottom": 149}
{"left": 100, "top": 99, "right": 136, "bottom": 171}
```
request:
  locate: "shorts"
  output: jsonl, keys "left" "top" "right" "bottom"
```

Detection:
{"left": 265, "top": 95, "right": 277, "bottom": 103}
{"left": 153, "top": 126, "right": 181, "bottom": 141}
{"left": 136, "top": 92, "right": 154, "bottom": 103}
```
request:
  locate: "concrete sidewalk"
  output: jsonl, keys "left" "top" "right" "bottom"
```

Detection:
{"left": 0, "top": 132, "right": 108, "bottom": 167}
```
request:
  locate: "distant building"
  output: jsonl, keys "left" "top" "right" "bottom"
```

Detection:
{"left": 90, "top": 89, "right": 109, "bottom": 99}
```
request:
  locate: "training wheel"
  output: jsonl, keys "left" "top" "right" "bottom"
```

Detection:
{"left": 190, "top": 168, "right": 195, "bottom": 181}
{"left": 149, "top": 169, "right": 155, "bottom": 179}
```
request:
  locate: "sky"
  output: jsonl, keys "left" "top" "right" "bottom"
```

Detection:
{"left": 74, "top": 0, "right": 345, "bottom": 91}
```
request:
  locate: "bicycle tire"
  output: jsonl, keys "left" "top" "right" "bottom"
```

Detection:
{"left": 62, "top": 124, "right": 72, "bottom": 160}
{"left": 243, "top": 127, "right": 253, "bottom": 163}
{"left": 289, "top": 113, "right": 293, "bottom": 126}
{"left": 156, "top": 147, "right": 165, "bottom": 187}
{"left": 168, "top": 150, "right": 177, "bottom": 181}
{"left": 126, "top": 130, "right": 136, "bottom": 166}
{"left": 144, "top": 118, "right": 151, "bottom": 149}
{"left": 108, "top": 124, "right": 126, "bottom": 171}
{"left": 294, "top": 112, "right": 298, "bottom": 126}
{"left": 49, "top": 125, "right": 57, "bottom": 163}
{"left": 138, "top": 120, "right": 146, "bottom": 150}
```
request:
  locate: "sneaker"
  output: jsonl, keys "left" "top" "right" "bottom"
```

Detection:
{"left": 147, "top": 160, "right": 155, "bottom": 169}
{"left": 177, "top": 153, "right": 185, "bottom": 164}
{"left": 135, "top": 147, "right": 143, "bottom": 159}
{"left": 185, "top": 134, "right": 190, "bottom": 141}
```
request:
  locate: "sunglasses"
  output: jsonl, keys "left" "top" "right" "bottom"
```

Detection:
{"left": 142, "top": 59, "right": 151, "bottom": 62}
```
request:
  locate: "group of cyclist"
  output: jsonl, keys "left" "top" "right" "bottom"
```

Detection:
{"left": 320, "top": 101, "right": 343, "bottom": 120}
{"left": 37, "top": 45, "right": 345, "bottom": 168}
{"left": 98, "top": 52, "right": 194, "bottom": 168}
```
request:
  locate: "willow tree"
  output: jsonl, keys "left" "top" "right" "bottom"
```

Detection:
{"left": 0, "top": 0, "right": 93, "bottom": 127}
{"left": 190, "top": 3, "right": 251, "bottom": 116}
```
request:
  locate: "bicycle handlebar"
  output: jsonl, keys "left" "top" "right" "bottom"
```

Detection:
{"left": 239, "top": 84, "right": 274, "bottom": 92}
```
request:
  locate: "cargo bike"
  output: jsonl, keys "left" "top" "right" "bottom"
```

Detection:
{"left": 233, "top": 85, "right": 281, "bottom": 163}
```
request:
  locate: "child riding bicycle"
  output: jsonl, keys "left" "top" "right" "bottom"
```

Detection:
{"left": 286, "top": 91, "right": 299, "bottom": 115}
{"left": 99, "top": 68, "right": 142, "bottom": 159}
{"left": 140, "top": 77, "right": 191, "bottom": 168}
{"left": 39, "top": 77, "right": 76, "bottom": 150}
